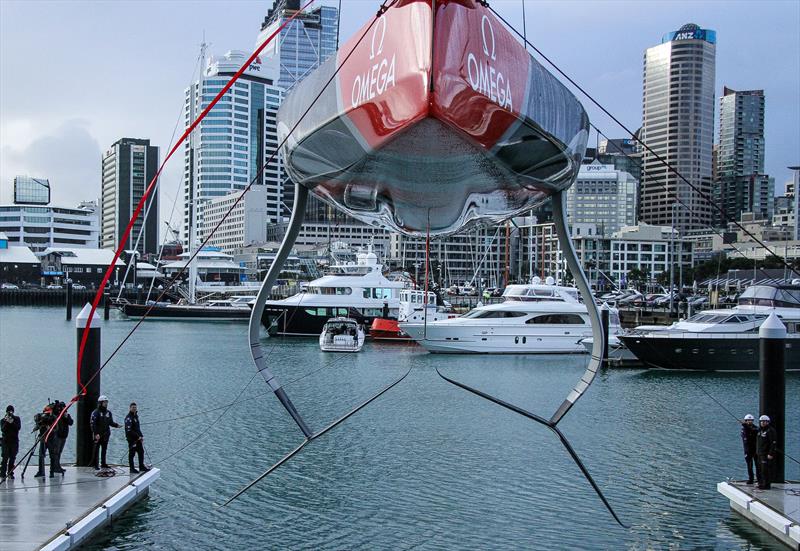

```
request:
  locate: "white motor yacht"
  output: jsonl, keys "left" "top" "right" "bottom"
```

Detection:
{"left": 262, "top": 247, "right": 407, "bottom": 336}
{"left": 319, "top": 318, "right": 365, "bottom": 352}
{"left": 400, "top": 278, "right": 623, "bottom": 354}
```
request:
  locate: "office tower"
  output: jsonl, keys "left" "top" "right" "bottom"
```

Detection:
{"left": 182, "top": 50, "right": 285, "bottom": 246}
{"left": 640, "top": 23, "right": 716, "bottom": 233}
{"left": 714, "top": 87, "right": 769, "bottom": 223}
{"left": 13, "top": 176, "right": 50, "bottom": 205}
{"left": 567, "top": 161, "right": 638, "bottom": 236}
{"left": 101, "top": 138, "right": 159, "bottom": 254}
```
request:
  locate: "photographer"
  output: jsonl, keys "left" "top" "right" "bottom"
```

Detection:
{"left": 33, "top": 404, "right": 57, "bottom": 478}
{"left": 50, "top": 401, "right": 72, "bottom": 475}
{"left": 1, "top": 405, "right": 21, "bottom": 480}
{"left": 90, "top": 395, "right": 120, "bottom": 470}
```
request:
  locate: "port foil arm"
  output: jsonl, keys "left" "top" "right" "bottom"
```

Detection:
{"left": 550, "top": 189, "right": 604, "bottom": 424}
{"left": 249, "top": 183, "right": 313, "bottom": 438}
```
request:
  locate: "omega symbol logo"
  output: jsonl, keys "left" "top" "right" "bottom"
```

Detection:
{"left": 481, "top": 15, "right": 496, "bottom": 61}
{"left": 370, "top": 16, "right": 387, "bottom": 60}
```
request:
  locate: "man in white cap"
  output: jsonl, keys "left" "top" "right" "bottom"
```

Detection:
{"left": 756, "top": 415, "right": 777, "bottom": 490}
{"left": 90, "top": 395, "right": 120, "bottom": 470}
{"left": 740, "top": 414, "right": 759, "bottom": 484}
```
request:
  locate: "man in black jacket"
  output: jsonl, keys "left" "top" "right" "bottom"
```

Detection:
{"left": 33, "top": 404, "right": 57, "bottom": 478}
{"left": 1, "top": 405, "right": 21, "bottom": 479}
{"left": 740, "top": 414, "right": 759, "bottom": 484}
{"left": 50, "top": 401, "right": 73, "bottom": 475}
{"left": 756, "top": 414, "right": 778, "bottom": 490}
{"left": 90, "top": 395, "right": 120, "bottom": 470}
{"left": 124, "top": 403, "right": 149, "bottom": 474}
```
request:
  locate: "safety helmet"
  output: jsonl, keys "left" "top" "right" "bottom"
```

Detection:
{"left": 744, "top": 414, "right": 754, "bottom": 421}
{"left": 98, "top": 395, "right": 109, "bottom": 402}
{"left": 759, "top": 415, "right": 770, "bottom": 422}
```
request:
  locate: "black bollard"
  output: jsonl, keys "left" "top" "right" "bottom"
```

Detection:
{"left": 759, "top": 313, "right": 785, "bottom": 484}
{"left": 75, "top": 303, "right": 101, "bottom": 466}
{"left": 104, "top": 292, "right": 110, "bottom": 320}
{"left": 66, "top": 280, "right": 73, "bottom": 321}
{"left": 600, "top": 304, "right": 610, "bottom": 366}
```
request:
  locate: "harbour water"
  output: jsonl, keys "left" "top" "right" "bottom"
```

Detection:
{"left": 1, "top": 306, "right": 798, "bottom": 549}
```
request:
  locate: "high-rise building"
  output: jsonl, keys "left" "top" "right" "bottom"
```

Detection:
{"left": 13, "top": 176, "right": 50, "bottom": 205}
{"left": 713, "top": 87, "right": 769, "bottom": 224}
{"left": 258, "top": 0, "right": 340, "bottom": 223}
{"left": 640, "top": 23, "right": 716, "bottom": 233}
{"left": 567, "top": 161, "right": 638, "bottom": 236}
{"left": 101, "top": 138, "right": 159, "bottom": 254}
{"left": 182, "top": 50, "right": 285, "bottom": 246}
{"left": 258, "top": 0, "right": 339, "bottom": 92}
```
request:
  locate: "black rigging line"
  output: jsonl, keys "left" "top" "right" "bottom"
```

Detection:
{"left": 486, "top": 4, "right": 796, "bottom": 275}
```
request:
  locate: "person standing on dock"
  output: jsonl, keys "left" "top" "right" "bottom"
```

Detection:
{"left": 33, "top": 404, "right": 56, "bottom": 478}
{"left": 90, "top": 395, "right": 120, "bottom": 470}
{"left": 124, "top": 403, "right": 149, "bottom": 474}
{"left": 1, "top": 405, "right": 21, "bottom": 480}
{"left": 756, "top": 415, "right": 777, "bottom": 490}
{"left": 50, "top": 400, "right": 72, "bottom": 475}
{"left": 740, "top": 414, "right": 759, "bottom": 484}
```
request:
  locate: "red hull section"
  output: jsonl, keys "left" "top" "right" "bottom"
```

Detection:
{"left": 369, "top": 318, "right": 411, "bottom": 341}
{"left": 278, "top": 0, "right": 588, "bottom": 236}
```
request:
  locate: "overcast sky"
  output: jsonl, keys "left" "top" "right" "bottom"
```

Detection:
{"left": 1, "top": 0, "right": 798, "bottom": 227}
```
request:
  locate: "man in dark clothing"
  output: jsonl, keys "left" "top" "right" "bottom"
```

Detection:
{"left": 90, "top": 395, "right": 120, "bottom": 470}
{"left": 124, "top": 403, "right": 149, "bottom": 474}
{"left": 740, "top": 414, "right": 759, "bottom": 484}
{"left": 1, "top": 405, "right": 21, "bottom": 479}
{"left": 50, "top": 401, "right": 72, "bottom": 475}
{"left": 33, "top": 405, "right": 57, "bottom": 478}
{"left": 756, "top": 414, "right": 778, "bottom": 490}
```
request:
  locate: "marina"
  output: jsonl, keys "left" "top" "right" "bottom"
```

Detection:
{"left": 1, "top": 306, "right": 798, "bottom": 549}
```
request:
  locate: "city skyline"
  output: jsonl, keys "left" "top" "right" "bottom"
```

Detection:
{"left": 1, "top": 0, "right": 798, "bottom": 230}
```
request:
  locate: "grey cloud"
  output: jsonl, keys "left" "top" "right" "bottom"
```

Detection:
{"left": 1, "top": 119, "right": 101, "bottom": 206}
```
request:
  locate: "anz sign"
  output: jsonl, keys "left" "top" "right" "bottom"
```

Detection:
{"left": 664, "top": 28, "right": 716, "bottom": 45}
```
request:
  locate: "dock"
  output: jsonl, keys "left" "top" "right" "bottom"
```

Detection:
{"left": 0, "top": 465, "right": 159, "bottom": 551}
{"left": 718, "top": 481, "right": 800, "bottom": 549}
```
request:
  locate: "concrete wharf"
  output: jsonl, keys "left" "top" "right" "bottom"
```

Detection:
{"left": 0, "top": 465, "right": 159, "bottom": 550}
{"left": 718, "top": 481, "right": 800, "bottom": 549}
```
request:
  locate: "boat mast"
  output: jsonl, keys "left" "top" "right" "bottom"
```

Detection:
{"left": 188, "top": 39, "right": 207, "bottom": 305}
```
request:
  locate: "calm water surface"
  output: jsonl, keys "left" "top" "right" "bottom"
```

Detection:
{"left": 1, "top": 306, "right": 798, "bottom": 550}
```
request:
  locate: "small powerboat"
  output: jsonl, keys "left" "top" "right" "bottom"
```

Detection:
{"left": 319, "top": 317, "right": 365, "bottom": 352}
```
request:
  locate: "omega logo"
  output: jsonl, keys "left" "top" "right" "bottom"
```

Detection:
{"left": 466, "top": 13, "right": 513, "bottom": 110}
{"left": 351, "top": 14, "right": 396, "bottom": 109}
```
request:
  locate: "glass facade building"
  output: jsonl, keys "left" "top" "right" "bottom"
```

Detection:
{"left": 567, "top": 162, "right": 638, "bottom": 236}
{"left": 713, "top": 87, "right": 770, "bottom": 223}
{"left": 13, "top": 176, "right": 50, "bottom": 205}
{"left": 640, "top": 23, "right": 716, "bottom": 233}
{"left": 101, "top": 138, "right": 159, "bottom": 255}
{"left": 182, "top": 51, "right": 285, "bottom": 245}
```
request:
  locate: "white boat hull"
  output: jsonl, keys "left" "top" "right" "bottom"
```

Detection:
{"left": 400, "top": 323, "right": 593, "bottom": 354}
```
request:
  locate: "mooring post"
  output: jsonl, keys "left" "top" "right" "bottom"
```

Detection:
{"left": 75, "top": 303, "right": 101, "bottom": 466}
{"left": 104, "top": 291, "right": 110, "bottom": 320}
{"left": 65, "top": 279, "right": 73, "bottom": 321}
{"left": 759, "top": 313, "right": 785, "bottom": 483}
{"left": 600, "top": 303, "right": 609, "bottom": 366}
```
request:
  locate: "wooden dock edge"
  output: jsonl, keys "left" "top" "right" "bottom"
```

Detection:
{"left": 717, "top": 481, "right": 800, "bottom": 550}
{"left": 39, "top": 468, "right": 161, "bottom": 551}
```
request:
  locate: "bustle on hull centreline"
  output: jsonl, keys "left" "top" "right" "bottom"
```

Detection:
{"left": 277, "top": 0, "right": 589, "bottom": 237}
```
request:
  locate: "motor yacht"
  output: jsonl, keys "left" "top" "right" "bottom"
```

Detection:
{"left": 400, "top": 279, "right": 623, "bottom": 354}
{"left": 319, "top": 318, "right": 365, "bottom": 352}
{"left": 618, "top": 283, "right": 800, "bottom": 371}
{"left": 370, "top": 289, "right": 457, "bottom": 341}
{"left": 262, "top": 248, "right": 407, "bottom": 336}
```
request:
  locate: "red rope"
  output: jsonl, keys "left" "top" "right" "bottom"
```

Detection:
{"left": 44, "top": 1, "right": 314, "bottom": 443}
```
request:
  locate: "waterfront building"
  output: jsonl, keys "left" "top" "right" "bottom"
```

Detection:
{"left": 101, "top": 138, "right": 159, "bottom": 255}
{"left": 13, "top": 176, "right": 50, "bottom": 205}
{"left": 0, "top": 232, "right": 40, "bottom": 283}
{"left": 713, "top": 88, "right": 771, "bottom": 223}
{"left": 267, "top": 220, "right": 390, "bottom": 259}
{"left": 567, "top": 161, "right": 638, "bottom": 236}
{"left": 200, "top": 185, "right": 268, "bottom": 253}
{"left": 640, "top": 23, "right": 716, "bottom": 232}
{"left": 39, "top": 247, "right": 125, "bottom": 286}
{"left": 161, "top": 248, "right": 245, "bottom": 286}
{"left": 0, "top": 202, "right": 100, "bottom": 253}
